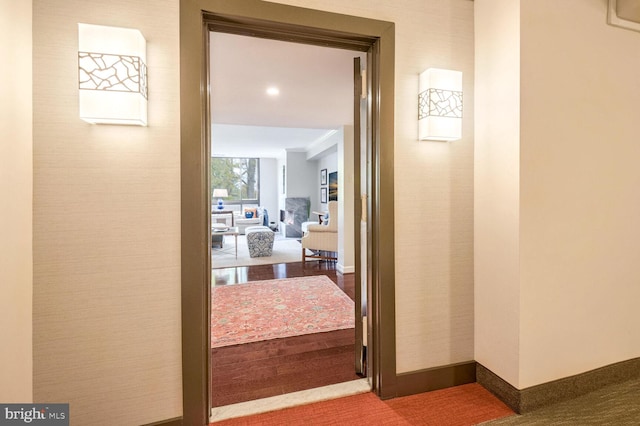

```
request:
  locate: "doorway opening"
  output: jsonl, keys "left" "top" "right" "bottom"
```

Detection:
{"left": 208, "top": 32, "right": 365, "bottom": 409}
{"left": 179, "top": 2, "right": 396, "bottom": 424}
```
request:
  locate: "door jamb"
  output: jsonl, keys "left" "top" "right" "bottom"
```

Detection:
{"left": 180, "top": 1, "right": 396, "bottom": 424}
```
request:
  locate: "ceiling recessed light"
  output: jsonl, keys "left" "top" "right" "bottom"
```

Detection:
{"left": 266, "top": 87, "right": 280, "bottom": 96}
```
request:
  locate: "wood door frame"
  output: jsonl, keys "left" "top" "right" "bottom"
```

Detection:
{"left": 180, "top": 1, "right": 396, "bottom": 424}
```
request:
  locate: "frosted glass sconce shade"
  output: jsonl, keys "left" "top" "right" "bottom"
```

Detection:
{"left": 418, "top": 68, "right": 462, "bottom": 141}
{"left": 78, "top": 23, "right": 147, "bottom": 126}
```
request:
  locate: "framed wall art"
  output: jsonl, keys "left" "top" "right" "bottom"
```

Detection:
{"left": 328, "top": 171, "right": 338, "bottom": 201}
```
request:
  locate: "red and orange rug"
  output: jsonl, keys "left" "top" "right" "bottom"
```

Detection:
{"left": 211, "top": 383, "right": 515, "bottom": 425}
{"left": 211, "top": 275, "right": 354, "bottom": 348}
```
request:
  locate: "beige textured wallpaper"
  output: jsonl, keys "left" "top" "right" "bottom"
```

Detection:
{"left": 475, "top": 0, "right": 640, "bottom": 390}
{"left": 519, "top": 0, "right": 640, "bottom": 388}
{"left": 31, "top": 0, "right": 476, "bottom": 421}
{"left": 32, "top": 0, "right": 181, "bottom": 424}
{"left": 0, "top": 0, "right": 33, "bottom": 403}
{"left": 271, "top": 0, "right": 476, "bottom": 373}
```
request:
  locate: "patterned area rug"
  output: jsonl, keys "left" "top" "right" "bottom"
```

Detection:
{"left": 211, "top": 275, "right": 355, "bottom": 348}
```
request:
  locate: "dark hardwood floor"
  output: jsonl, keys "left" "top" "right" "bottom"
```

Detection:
{"left": 211, "top": 261, "right": 360, "bottom": 408}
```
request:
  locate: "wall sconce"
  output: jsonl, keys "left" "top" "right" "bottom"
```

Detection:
{"left": 78, "top": 23, "right": 147, "bottom": 126}
{"left": 418, "top": 68, "right": 462, "bottom": 141}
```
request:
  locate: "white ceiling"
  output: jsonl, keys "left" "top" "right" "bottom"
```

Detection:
{"left": 209, "top": 32, "right": 364, "bottom": 158}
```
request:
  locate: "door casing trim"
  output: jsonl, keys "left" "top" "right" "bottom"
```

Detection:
{"left": 180, "top": 1, "right": 396, "bottom": 424}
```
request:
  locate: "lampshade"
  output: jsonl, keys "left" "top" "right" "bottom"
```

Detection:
{"left": 418, "top": 68, "right": 462, "bottom": 141}
{"left": 212, "top": 188, "right": 228, "bottom": 198}
{"left": 78, "top": 23, "right": 147, "bottom": 126}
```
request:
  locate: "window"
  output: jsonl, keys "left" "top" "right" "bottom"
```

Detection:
{"left": 211, "top": 157, "right": 260, "bottom": 204}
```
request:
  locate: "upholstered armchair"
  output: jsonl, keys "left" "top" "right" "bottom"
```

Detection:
{"left": 234, "top": 207, "right": 263, "bottom": 234}
{"left": 301, "top": 201, "right": 337, "bottom": 264}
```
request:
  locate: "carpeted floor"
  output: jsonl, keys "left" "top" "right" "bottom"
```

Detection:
{"left": 212, "top": 235, "right": 305, "bottom": 268}
{"left": 211, "top": 383, "right": 514, "bottom": 425}
{"left": 210, "top": 377, "right": 640, "bottom": 425}
{"left": 481, "top": 377, "right": 640, "bottom": 425}
{"left": 211, "top": 276, "right": 354, "bottom": 348}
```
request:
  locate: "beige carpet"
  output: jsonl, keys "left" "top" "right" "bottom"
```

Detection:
{"left": 212, "top": 235, "right": 306, "bottom": 268}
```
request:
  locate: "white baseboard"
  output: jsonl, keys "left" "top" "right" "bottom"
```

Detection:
{"left": 337, "top": 263, "right": 355, "bottom": 274}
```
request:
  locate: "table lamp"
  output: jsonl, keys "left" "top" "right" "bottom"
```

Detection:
{"left": 212, "top": 188, "right": 228, "bottom": 210}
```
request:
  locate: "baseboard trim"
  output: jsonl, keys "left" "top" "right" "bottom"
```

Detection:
{"left": 141, "top": 417, "right": 182, "bottom": 426}
{"left": 477, "top": 357, "right": 640, "bottom": 414}
{"left": 396, "top": 361, "right": 476, "bottom": 397}
{"left": 337, "top": 263, "right": 355, "bottom": 274}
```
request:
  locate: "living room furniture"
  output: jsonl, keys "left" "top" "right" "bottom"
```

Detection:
{"left": 211, "top": 226, "right": 239, "bottom": 258}
{"left": 311, "top": 211, "right": 326, "bottom": 224}
{"left": 212, "top": 210, "right": 235, "bottom": 227}
{"left": 245, "top": 226, "right": 275, "bottom": 258}
{"left": 301, "top": 220, "right": 317, "bottom": 234}
{"left": 212, "top": 223, "right": 226, "bottom": 248}
{"left": 212, "top": 188, "right": 229, "bottom": 210}
{"left": 302, "top": 210, "right": 327, "bottom": 234}
{"left": 234, "top": 207, "right": 263, "bottom": 234}
{"left": 301, "top": 201, "right": 337, "bottom": 264}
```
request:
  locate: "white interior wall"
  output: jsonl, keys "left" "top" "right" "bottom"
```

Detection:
{"left": 476, "top": 0, "right": 640, "bottom": 390}
{"left": 285, "top": 150, "right": 316, "bottom": 202}
{"left": 338, "top": 125, "right": 355, "bottom": 273}
{"left": 277, "top": 155, "right": 286, "bottom": 212}
{"left": 306, "top": 131, "right": 339, "bottom": 161}
{"left": 298, "top": 126, "right": 353, "bottom": 272}
{"left": 474, "top": 0, "right": 522, "bottom": 388}
{"left": 318, "top": 151, "right": 338, "bottom": 211}
{"left": 518, "top": 0, "right": 640, "bottom": 388}
{"left": 259, "top": 157, "right": 279, "bottom": 225}
{"left": 32, "top": 1, "right": 181, "bottom": 424}
{"left": 0, "top": 0, "right": 33, "bottom": 403}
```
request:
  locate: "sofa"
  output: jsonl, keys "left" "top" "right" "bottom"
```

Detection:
{"left": 234, "top": 207, "right": 263, "bottom": 234}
